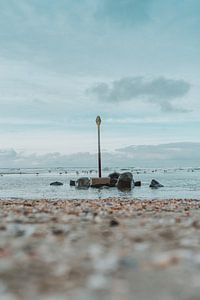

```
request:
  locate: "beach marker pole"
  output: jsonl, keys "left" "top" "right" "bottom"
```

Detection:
{"left": 96, "top": 116, "right": 102, "bottom": 178}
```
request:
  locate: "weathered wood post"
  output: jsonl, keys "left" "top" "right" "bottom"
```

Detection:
{"left": 96, "top": 116, "right": 102, "bottom": 178}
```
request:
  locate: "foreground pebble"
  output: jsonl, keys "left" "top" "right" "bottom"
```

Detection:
{"left": 0, "top": 198, "right": 200, "bottom": 300}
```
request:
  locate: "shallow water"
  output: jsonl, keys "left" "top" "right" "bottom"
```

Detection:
{"left": 0, "top": 167, "right": 200, "bottom": 200}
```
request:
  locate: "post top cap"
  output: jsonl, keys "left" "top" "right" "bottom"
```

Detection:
{"left": 96, "top": 116, "right": 101, "bottom": 126}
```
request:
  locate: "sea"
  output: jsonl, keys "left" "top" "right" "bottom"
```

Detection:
{"left": 0, "top": 167, "right": 200, "bottom": 200}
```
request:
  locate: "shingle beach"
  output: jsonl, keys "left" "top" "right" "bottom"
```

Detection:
{"left": 0, "top": 198, "right": 200, "bottom": 300}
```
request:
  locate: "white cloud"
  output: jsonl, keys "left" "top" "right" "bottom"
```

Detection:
{"left": 88, "top": 76, "right": 191, "bottom": 112}
{"left": 0, "top": 142, "right": 200, "bottom": 168}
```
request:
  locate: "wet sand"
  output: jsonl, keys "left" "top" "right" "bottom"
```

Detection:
{"left": 0, "top": 198, "right": 200, "bottom": 300}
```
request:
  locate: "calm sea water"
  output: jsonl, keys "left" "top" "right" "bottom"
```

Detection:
{"left": 0, "top": 167, "right": 200, "bottom": 200}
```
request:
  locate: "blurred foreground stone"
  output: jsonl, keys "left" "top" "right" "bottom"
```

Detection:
{"left": 0, "top": 198, "right": 200, "bottom": 300}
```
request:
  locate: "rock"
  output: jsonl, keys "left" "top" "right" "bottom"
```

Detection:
{"left": 76, "top": 177, "right": 90, "bottom": 188}
{"left": 152, "top": 254, "right": 179, "bottom": 269}
{"left": 70, "top": 180, "right": 76, "bottom": 186}
{"left": 108, "top": 172, "right": 120, "bottom": 187}
{"left": 50, "top": 181, "right": 63, "bottom": 186}
{"left": 110, "top": 219, "right": 119, "bottom": 227}
{"left": 116, "top": 172, "right": 133, "bottom": 190}
{"left": 109, "top": 180, "right": 118, "bottom": 187}
{"left": 192, "top": 220, "right": 200, "bottom": 229}
{"left": 90, "top": 177, "right": 110, "bottom": 188}
{"left": 149, "top": 179, "right": 164, "bottom": 189}
{"left": 0, "top": 224, "right": 6, "bottom": 230}
{"left": 52, "top": 228, "right": 64, "bottom": 235}
{"left": 108, "top": 172, "right": 120, "bottom": 180}
{"left": 135, "top": 181, "right": 141, "bottom": 187}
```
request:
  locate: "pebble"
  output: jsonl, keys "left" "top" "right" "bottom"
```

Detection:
{"left": 87, "top": 274, "right": 110, "bottom": 290}
{"left": 110, "top": 219, "right": 119, "bottom": 227}
{"left": 0, "top": 198, "right": 200, "bottom": 300}
{"left": 192, "top": 220, "right": 200, "bottom": 229}
{"left": 152, "top": 254, "right": 180, "bottom": 269}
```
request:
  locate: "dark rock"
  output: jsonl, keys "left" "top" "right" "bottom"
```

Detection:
{"left": 70, "top": 180, "right": 76, "bottom": 186}
{"left": 14, "top": 219, "right": 23, "bottom": 224}
{"left": 76, "top": 177, "right": 90, "bottom": 188}
{"left": 110, "top": 219, "right": 119, "bottom": 227}
{"left": 15, "top": 230, "right": 25, "bottom": 237}
{"left": 116, "top": 172, "right": 133, "bottom": 190}
{"left": 159, "top": 229, "right": 174, "bottom": 239}
{"left": 83, "top": 209, "right": 90, "bottom": 214}
{"left": 50, "top": 181, "right": 63, "bottom": 186}
{"left": 108, "top": 172, "right": 120, "bottom": 187}
{"left": 149, "top": 179, "right": 164, "bottom": 189}
{"left": 52, "top": 228, "right": 64, "bottom": 235}
{"left": 135, "top": 181, "right": 141, "bottom": 187}
{"left": 109, "top": 179, "right": 118, "bottom": 187}
{"left": 108, "top": 172, "right": 120, "bottom": 180}
{"left": 0, "top": 225, "right": 6, "bottom": 231}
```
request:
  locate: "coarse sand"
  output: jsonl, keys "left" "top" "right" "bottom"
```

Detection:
{"left": 0, "top": 198, "right": 200, "bottom": 300}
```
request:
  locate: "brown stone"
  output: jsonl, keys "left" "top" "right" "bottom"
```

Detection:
{"left": 90, "top": 177, "right": 111, "bottom": 188}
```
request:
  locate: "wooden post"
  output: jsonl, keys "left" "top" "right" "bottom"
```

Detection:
{"left": 96, "top": 116, "right": 102, "bottom": 178}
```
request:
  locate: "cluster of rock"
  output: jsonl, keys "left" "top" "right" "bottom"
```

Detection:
{"left": 66, "top": 172, "right": 164, "bottom": 191}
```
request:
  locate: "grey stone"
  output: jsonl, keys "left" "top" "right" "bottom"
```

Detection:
{"left": 50, "top": 181, "right": 63, "bottom": 186}
{"left": 108, "top": 172, "right": 120, "bottom": 187}
{"left": 76, "top": 177, "right": 90, "bottom": 188}
{"left": 70, "top": 180, "right": 76, "bottom": 186}
{"left": 108, "top": 172, "right": 120, "bottom": 180}
{"left": 116, "top": 172, "right": 133, "bottom": 190}
{"left": 150, "top": 179, "right": 164, "bottom": 189}
{"left": 135, "top": 181, "right": 141, "bottom": 187}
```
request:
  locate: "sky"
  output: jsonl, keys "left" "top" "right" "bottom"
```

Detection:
{"left": 0, "top": 0, "right": 200, "bottom": 166}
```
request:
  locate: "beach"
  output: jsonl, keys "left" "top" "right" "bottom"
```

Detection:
{"left": 0, "top": 198, "right": 200, "bottom": 300}
{"left": 1, "top": 0, "right": 200, "bottom": 299}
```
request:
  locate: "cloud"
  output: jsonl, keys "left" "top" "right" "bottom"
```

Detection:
{"left": 0, "top": 149, "right": 17, "bottom": 160}
{"left": 0, "top": 142, "right": 200, "bottom": 168}
{"left": 0, "top": 149, "right": 97, "bottom": 168}
{"left": 115, "top": 142, "right": 200, "bottom": 167}
{"left": 88, "top": 76, "right": 191, "bottom": 112}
